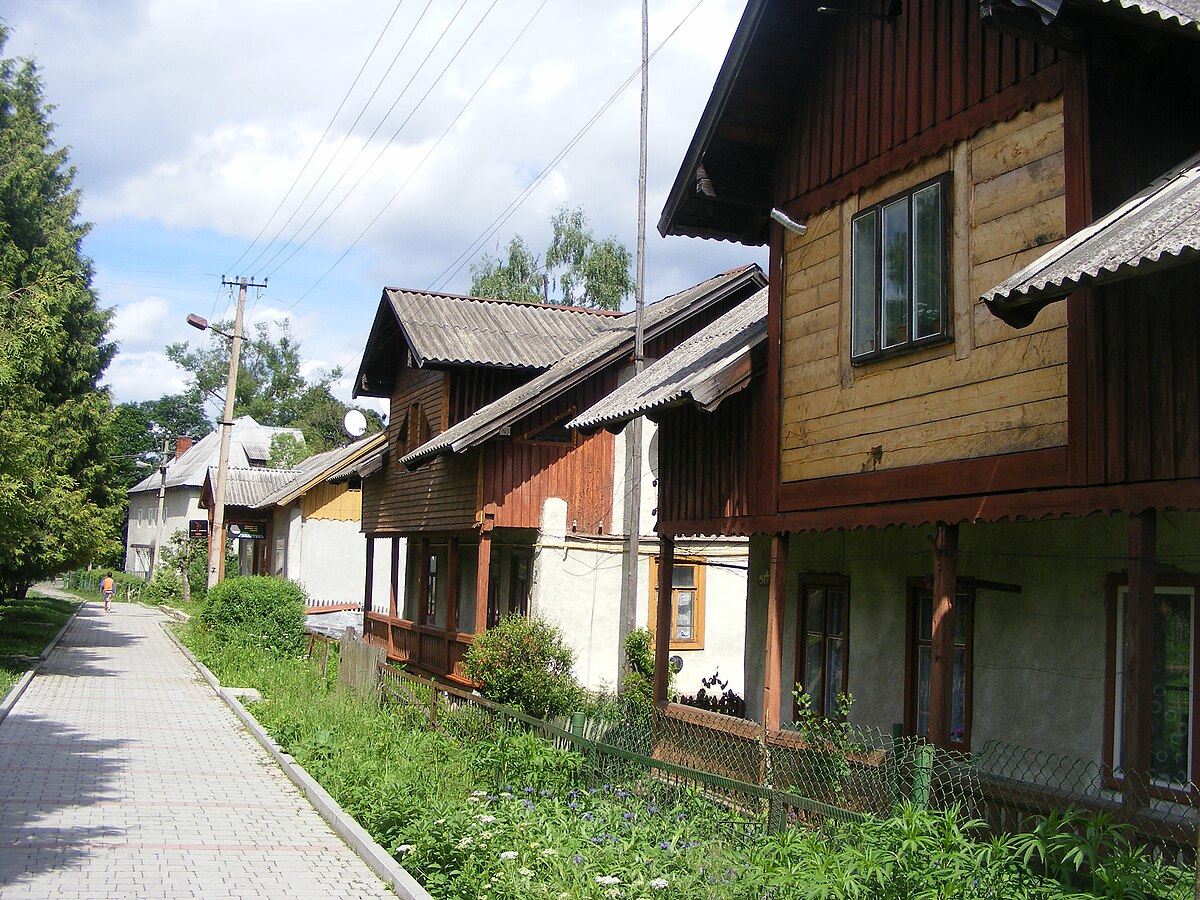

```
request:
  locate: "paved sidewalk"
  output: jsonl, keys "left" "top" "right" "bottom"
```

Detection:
{"left": 0, "top": 600, "right": 395, "bottom": 898}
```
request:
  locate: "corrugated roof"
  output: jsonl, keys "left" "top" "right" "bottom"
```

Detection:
{"left": 400, "top": 265, "right": 767, "bottom": 468}
{"left": 1087, "top": 0, "right": 1200, "bottom": 33}
{"left": 569, "top": 288, "right": 768, "bottom": 431}
{"left": 982, "top": 149, "right": 1200, "bottom": 324}
{"left": 389, "top": 289, "right": 616, "bottom": 369}
{"left": 211, "top": 466, "right": 300, "bottom": 508}
{"left": 128, "top": 417, "right": 303, "bottom": 495}
{"left": 253, "top": 433, "right": 384, "bottom": 508}
{"left": 329, "top": 444, "right": 386, "bottom": 482}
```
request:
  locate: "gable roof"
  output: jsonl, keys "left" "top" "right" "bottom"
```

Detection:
{"left": 569, "top": 287, "right": 768, "bottom": 432}
{"left": 659, "top": 0, "right": 1200, "bottom": 246}
{"left": 983, "top": 149, "right": 1200, "bottom": 325}
{"left": 208, "top": 466, "right": 300, "bottom": 508}
{"left": 128, "top": 416, "right": 303, "bottom": 495}
{"left": 400, "top": 265, "right": 768, "bottom": 468}
{"left": 253, "top": 432, "right": 385, "bottom": 508}
{"left": 353, "top": 288, "right": 618, "bottom": 399}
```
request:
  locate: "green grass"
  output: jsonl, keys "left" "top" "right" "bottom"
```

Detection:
{"left": 0, "top": 594, "right": 78, "bottom": 695}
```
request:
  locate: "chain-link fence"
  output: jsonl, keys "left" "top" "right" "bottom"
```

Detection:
{"left": 61, "top": 569, "right": 147, "bottom": 603}
{"left": 376, "top": 664, "right": 1198, "bottom": 863}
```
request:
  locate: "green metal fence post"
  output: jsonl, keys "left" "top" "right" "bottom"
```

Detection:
{"left": 911, "top": 743, "right": 934, "bottom": 809}
{"left": 890, "top": 723, "right": 905, "bottom": 812}
{"left": 570, "top": 711, "right": 585, "bottom": 742}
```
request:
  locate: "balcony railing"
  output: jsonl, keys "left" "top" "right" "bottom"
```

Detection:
{"left": 364, "top": 611, "right": 474, "bottom": 682}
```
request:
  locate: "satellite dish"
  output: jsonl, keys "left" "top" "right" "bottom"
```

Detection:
{"left": 343, "top": 409, "right": 368, "bottom": 437}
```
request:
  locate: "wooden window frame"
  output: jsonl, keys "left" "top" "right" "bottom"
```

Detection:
{"left": 904, "top": 578, "right": 975, "bottom": 752}
{"left": 793, "top": 575, "right": 851, "bottom": 719}
{"left": 1103, "top": 573, "right": 1200, "bottom": 796}
{"left": 518, "top": 406, "right": 579, "bottom": 448}
{"left": 649, "top": 556, "right": 706, "bottom": 650}
{"left": 850, "top": 173, "right": 951, "bottom": 364}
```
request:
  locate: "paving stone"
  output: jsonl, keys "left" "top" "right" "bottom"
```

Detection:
{"left": 0, "top": 602, "right": 394, "bottom": 897}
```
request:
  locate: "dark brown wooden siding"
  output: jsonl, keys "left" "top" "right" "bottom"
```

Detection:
{"left": 657, "top": 363, "right": 770, "bottom": 532}
{"left": 366, "top": 367, "right": 478, "bottom": 533}
{"left": 1081, "top": 268, "right": 1200, "bottom": 486}
{"left": 782, "top": 4, "right": 1062, "bottom": 216}
{"left": 449, "top": 368, "right": 533, "bottom": 427}
{"left": 483, "top": 371, "right": 618, "bottom": 533}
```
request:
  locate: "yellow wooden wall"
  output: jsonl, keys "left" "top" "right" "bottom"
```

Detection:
{"left": 301, "top": 481, "right": 363, "bottom": 521}
{"left": 779, "top": 97, "right": 1068, "bottom": 483}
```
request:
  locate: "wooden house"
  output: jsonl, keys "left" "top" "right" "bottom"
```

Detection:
{"left": 351, "top": 269, "right": 765, "bottom": 689}
{"left": 590, "top": 0, "right": 1200, "bottom": 817}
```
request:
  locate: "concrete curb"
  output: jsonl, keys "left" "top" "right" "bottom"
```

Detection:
{"left": 160, "top": 623, "right": 431, "bottom": 900}
{"left": 0, "top": 601, "right": 84, "bottom": 726}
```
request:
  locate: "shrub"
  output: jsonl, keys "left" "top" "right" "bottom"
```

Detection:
{"left": 620, "top": 627, "right": 659, "bottom": 714}
{"left": 198, "top": 575, "right": 308, "bottom": 655}
{"left": 461, "top": 614, "right": 580, "bottom": 720}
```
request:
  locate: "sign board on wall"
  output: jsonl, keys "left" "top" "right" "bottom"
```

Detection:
{"left": 188, "top": 519, "right": 209, "bottom": 539}
{"left": 228, "top": 523, "right": 266, "bottom": 540}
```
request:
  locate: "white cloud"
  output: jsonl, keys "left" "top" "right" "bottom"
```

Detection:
{"left": 103, "top": 350, "right": 188, "bottom": 403}
{"left": 108, "top": 296, "right": 172, "bottom": 352}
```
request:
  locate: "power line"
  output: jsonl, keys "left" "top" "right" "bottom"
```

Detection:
{"left": 228, "top": 0, "right": 412, "bottom": 277}
{"left": 253, "top": 0, "right": 469, "bottom": 277}
{"left": 284, "top": 0, "right": 549, "bottom": 308}
{"left": 427, "top": 0, "right": 707, "bottom": 293}
{"left": 265, "top": 0, "right": 497, "bottom": 280}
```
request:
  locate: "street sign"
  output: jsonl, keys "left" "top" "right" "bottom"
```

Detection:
{"left": 189, "top": 519, "right": 209, "bottom": 539}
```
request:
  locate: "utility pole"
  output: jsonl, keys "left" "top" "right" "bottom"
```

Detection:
{"left": 149, "top": 431, "right": 171, "bottom": 577}
{"left": 618, "top": 0, "right": 650, "bottom": 690}
{"left": 206, "top": 276, "right": 263, "bottom": 589}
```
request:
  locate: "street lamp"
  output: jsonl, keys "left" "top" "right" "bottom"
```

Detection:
{"left": 187, "top": 278, "right": 251, "bottom": 589}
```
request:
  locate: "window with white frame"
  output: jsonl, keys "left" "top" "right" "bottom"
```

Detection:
{"left": 851, "top": 175, "right": 949, "bottom": 362}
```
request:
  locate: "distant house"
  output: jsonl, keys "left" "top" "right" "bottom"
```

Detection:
{"left": 643, "top": 0, "right": 1200, "bottom": 845}
{"left": 352, "top": 268, "right": 765, "bottom": 692}
{"left": 124, "top": 416, "right": 302, "bottom": 578}
{"left": 197, "top": 433, "right": 384, "bottom": 608}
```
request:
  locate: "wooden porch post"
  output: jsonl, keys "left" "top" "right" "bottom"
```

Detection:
{"left": 653, "top": 535, "right": 674, "bottom": 705}
{"left": 417, "top": 537, "right": 430, "bottom": 626}
{"left": 762, "top": 533, "right": 789, "bottom": 731}
{"left": 446, "top": 536, "right": 460, "bottom": 632}
{"left": 388, "top": 537, "right": 401, "bottom": 658}
{"left": 474, "top": 524, "right": 493, "bottom": 636}
{"left": 1123, "top": 509, "right": 1156, "bottom": 808}
{"left": 928, "top": 521, "right": 959, "bottom": 749}
{"left": 362, "top": 536, "right": 374, "bottom": 638}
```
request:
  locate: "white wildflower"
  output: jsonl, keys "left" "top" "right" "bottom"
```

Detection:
{"left": 540, "top": 848, "right": 557, "bottom": 857}
{"left": 395, "top": 844, "right": 414, "bottom": 855}
{"left": 519, "top": 867, "right": 533, "bottom": 877}
{"left": 477, "top": 814, "right": 496, "bottom": 824}
{"left": 650, "top": 877, "right": 669, "bottom": 889}
{"left": 467, "top": 796, "right": 481, "bottom": 803}
{"left": 456, "top": 836, "right": 473, "bottom": 849}
{"left": 471, "top": 789, "right": 487, "bottom": 797}
{"left": 500, "top": 850, "right": 518, "bottom": 861}
{"left": 595, "top": 875, "right": 620, "bottom": 885}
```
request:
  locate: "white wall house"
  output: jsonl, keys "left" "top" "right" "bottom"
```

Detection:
{"left": 125, "top": 416, "right": 302, "bottom": 579}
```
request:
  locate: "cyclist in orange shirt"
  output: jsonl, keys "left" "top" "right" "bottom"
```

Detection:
{"left": 101, "top": 573, "right": 115, "bottom": 613}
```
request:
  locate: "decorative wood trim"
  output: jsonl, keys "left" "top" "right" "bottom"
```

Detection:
{"left": 779, "top": 448, "right": 1068, "bottom": 511}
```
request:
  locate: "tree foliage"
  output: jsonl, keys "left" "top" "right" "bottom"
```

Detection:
{"left": 0, "top": 34, "right": 121, "bottom": 597}
{"left": 166, "top": 318, "right": 382, "bottom": 456}
{"left": 108, "top": 394, "right": 210, "bottom": 491}
{"left": 470, "top": 206, "right": 633, "bottom": 310}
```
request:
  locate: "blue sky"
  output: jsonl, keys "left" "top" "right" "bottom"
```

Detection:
{"left": 3, "top": 0, "right": 764, "bottom": 414}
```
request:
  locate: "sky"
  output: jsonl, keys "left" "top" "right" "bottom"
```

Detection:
{"left": 2, "top": 0, "right": 763, "bottom": 416}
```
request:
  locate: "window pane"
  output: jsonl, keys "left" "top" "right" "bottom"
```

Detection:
{"left": 919, "top": 595, "right": 933, "bottom": 641}
{"left": 917, "top": 645, "right": 931, "bottom": 737}
{"left": 675, "top": 591, "right": 694, "bottom": 642}
{"left": 1151, "top": 591, "right": 1192, "bottom": 783}
{"left": 805, "top": 633, "right": 824, "bottom": 710}
{"left": 827, "top": 589, "right": 846, "bottom": 636}
{"left": 826, "top": 637, "right": 843, "bottom": 714}
{"left": 672, "top": 566, "right": 696, "bottom": 589}
{"left": 806, "top": 587, "right": 825, "bottom": 634}
{"left": 952, "top": 646, "right": 967, "bottom": 745}
{"left": 881, "top": 198, "right": 911, "bottom": 349}
{"left": 851, "top": 211, "right": 878, "bottom": 357}
{"left": 912, "top": 182, "right": 944, "bottom": 340}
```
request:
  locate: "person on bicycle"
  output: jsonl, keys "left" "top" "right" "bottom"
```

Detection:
{"left": 101, "top": 572, "right": 115, "bottom": 613}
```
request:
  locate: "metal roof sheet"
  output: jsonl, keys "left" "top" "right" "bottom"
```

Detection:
{"left": 128, "top": 417, "right": 303, "bottom": 495}
{"left": 387, "top": 289, "right": 616, "bottom": 369}
{"left": 1089, "top": 0, "right": 1200, "bottom": 32}
{"left": 400, "top": 265, "right": 767, "bottom": 468}
{"left": 569, "top": 287, "right": 768, "bottom": 431}
{"left": 982, "top": 149, "right": 1200, "bottom": 322}
{"left": 210, "top": 466, "right": 300, "bottom": 508}
{"left": 252, "top": 433, "right": 384, "bottom": 508}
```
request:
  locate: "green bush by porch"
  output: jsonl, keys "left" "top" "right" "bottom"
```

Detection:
{"left": 198, "top": 575, "right": 307, "bottom": 655}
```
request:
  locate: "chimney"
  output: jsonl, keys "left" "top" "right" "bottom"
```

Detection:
{"left": 174, "top": 436, "right": 194, "bottom": 460}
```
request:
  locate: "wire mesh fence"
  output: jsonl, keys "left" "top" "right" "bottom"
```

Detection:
{"left": 61, "top": 569, "right": 147, "bottom": 603}
{"left": 376, "top": 664, "right": 1198, "bottom": 865}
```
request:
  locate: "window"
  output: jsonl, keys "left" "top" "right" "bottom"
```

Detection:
{"left": 649, "top": 557, "right": 706, "bottom": 649}
{"left": 794, "top": 577, "right": 850, "bottom": 718}
{"left": 136, "top": 506, "right": 144, "bottom": 526}
{"left": 1108, "top": 580, "right": 1198, "bottom": 787}
{"left": 851, "top": 175, "right": 949, "bottom": 362}
{"left": 907, "top": 584, "right": 974, "bottom": 751}
{"left": 426, "top": 552, "right": 439, "bottom": 620}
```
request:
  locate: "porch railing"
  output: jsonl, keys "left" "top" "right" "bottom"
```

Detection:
{"left": 363, "top": 612, "right": 473, "bottom": 681}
